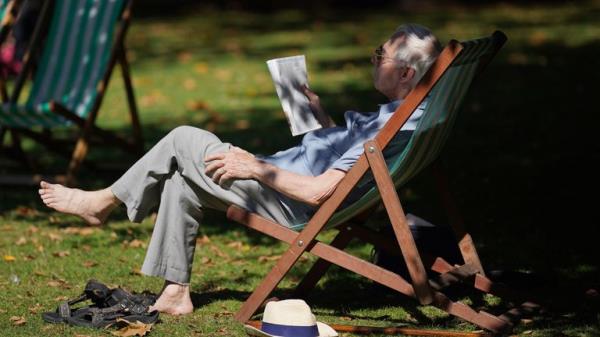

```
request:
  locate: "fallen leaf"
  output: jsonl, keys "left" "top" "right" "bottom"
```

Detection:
{"left": 177, "top": 52, "right": 192, "bottom": 63}
{"left": 227, "top": 241, "right": 244, "bottom": 249}
{"left": 112, "top": 319, "right": 153, "bottom": 336}
{"left": 47, "top": 279, "right": 70, "bottom": 289}
{"left": 1, "top": 225, "right": 14, "bottom": 231}
{"left": 26, "top": 225, "right": 39, "bottom": 234}
{"left": 235, "top": 119, "right": 250, "bottom": 130}
{"left": 340, "top": 316, "right": 353, "bottom": 321}
{"left": 213, "top": 310, "right": 233, "bottom": 318}
{"left": 3, "top": 255, "right": 16, "bottom": 262}
{"left": 258, "top": 255, "right": 281, "bottom": 263}
{"left": 193, "top": 62, "right": 208, "bottom": 74}
{"left": 130, "top": 268, "right": 142, "bottom": 276}
{"left": 81, "top": 245, "right": 92, "bottom": 252}
{"left": 15, "top": 237, "right": 27, "bottom": 246}
{"left": 10, "top": 316, "right": 26, "bottom": 326}
{"left": 183, "top": 78, "right": 196, "bottom": 90}
{"left": 0, "top": 308, "right": 6, "bottom": 313}
{"left": 16, "top": 206, "right": 38, "bottom": 217}
{"left": 75, "top": 334, "right": 93, "bottom": 337}
{"left": 209, "top": 245, "right": 229, "bottom": 259}
{"left": 28, "top": 303, "right": 43, "bottom": 314}
{"left": 186, "top": 100, "right": 209, "bottom": 111}
{"left": 34, "top": 271, "right": 47, "bottom": 276}
{"left": 63, "top": 227, "right": 96, "bottom": 236}
{"left": 47, "top": 232, "right": 63, "bottom": 241}
{"left": 23, "top": 254, "right": 36, "bottom": 261}
{"left": 52, "top": 251, "right": 70, "bottom": 258}
{"left": 82, "top": 261, "right": 98, "bottom": 268}
{"left": 55, "top": 296, "right": 69, "bottom": 301}
{"left": 197, "top": 235, "right": 211, "bottom": 244}
{"left": 128, "top": 239, "right": 146, "bottom": 248}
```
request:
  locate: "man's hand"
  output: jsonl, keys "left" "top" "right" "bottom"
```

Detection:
{"left": 301, "top": 84, "right": 335, "bottom": 128}
{"left": 204, "top": 146, "right": 259, "bottom": 186}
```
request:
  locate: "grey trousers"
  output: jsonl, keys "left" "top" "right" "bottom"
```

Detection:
{"left": 111, "top": 126, "right": 297, "bottom": 284}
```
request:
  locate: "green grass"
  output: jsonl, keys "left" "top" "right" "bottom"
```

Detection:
{"left": 1, "top": 1, "right": 600, "bottom": 336}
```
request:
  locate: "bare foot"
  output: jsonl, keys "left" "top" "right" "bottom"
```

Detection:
{"left": 38, "top": 181, "right": 120, "bottom": 226}
{"left": 149, "top": 281, "right": 194, "bottom": 315}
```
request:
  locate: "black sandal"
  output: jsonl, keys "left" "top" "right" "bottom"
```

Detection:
{"left": 42, "top": 280, "right": 159, "bottom": 328}
{"left": 42, "top": 279, "right": 112, "bottom": 324}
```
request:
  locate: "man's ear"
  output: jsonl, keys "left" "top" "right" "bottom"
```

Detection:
{"left": 399, "top": 67, "right": 415, "bottom": 83}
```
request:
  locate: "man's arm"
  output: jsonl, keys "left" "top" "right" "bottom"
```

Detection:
{"left": 204, "top": 147, "right": 345, "bottom": 207}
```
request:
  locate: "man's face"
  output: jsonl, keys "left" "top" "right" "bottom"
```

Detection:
{"left": 371, "top": 36, "right": 407, "bottom": 99}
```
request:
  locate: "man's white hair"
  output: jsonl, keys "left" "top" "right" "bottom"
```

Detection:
{"left": 391, "top": 24, "right": 442, "bottom": 88}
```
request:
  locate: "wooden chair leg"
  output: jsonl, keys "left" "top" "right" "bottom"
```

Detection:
{"left": 66, "top": 129, "right": 92, "bottom": 186}
{"left": 365, "top": 140, "right": 433, "bottom": 305}
{"left": 118, "top": 47, "right": 143, "bottom": 154}
{"left": 293, "top": 225, "right": 355, "bottom": 298}
{"left": 431, "top": 161, "right": 485, "bottom": 276}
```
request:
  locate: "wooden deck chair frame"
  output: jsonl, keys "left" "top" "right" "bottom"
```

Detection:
{"left": 0, "top": 0, "right": 142, "bottom": 186}
{"left": 226, "top": 31, "right": 538, "bottom": 334}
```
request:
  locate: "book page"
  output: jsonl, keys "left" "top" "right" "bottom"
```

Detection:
{"left": 267, "top": 55, "right": 322, "bottom": 136}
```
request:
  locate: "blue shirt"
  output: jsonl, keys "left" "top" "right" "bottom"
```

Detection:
{"left": 260, "top": 99, "right": 426, "bottom": 224}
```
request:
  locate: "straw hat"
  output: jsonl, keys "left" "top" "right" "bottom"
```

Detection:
{"left": 244, "top": 299, "right": 338, "bottom": 337}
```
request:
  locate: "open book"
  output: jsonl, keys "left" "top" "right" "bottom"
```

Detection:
{"left": 267, "top": 55, "right": 323, "bottom": 136}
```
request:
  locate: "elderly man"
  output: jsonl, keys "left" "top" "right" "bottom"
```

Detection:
{"left": 38, "top": 23, "right": 441, "bottom": 315}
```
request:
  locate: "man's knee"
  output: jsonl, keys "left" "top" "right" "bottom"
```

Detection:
{"left": 168, "top": 125, "right": 222, "bottom": 158}
{"left": 169, "top": 125, "right": 218, "bottom": 144}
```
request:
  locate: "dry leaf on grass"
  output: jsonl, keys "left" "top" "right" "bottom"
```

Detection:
{"left": 0, "top": 308, "right": 7, "bottom": 313}
{"left": 197, "top": 235, "right": 211, "bottom": 244}
{"left": 26, "top": 225, "right": 39, "bottom": 234}
{"left": 10, "top": 316, "right": 26, "bottom": 326}
{"left": 111, "top": 319, "right": 153, "bottom": 337}
{"left": 16, "top": 206, "right": 38, "bottom": 217}
{"left": 47, "top": 279, "right": 70, "bottom": 289}
{"left": 127, "top": 239, "right": 147, "bottom": 248}
{"left": 3, "top": 255, "right": 16, "bottom": 262}
{"left": 28, "top": 303, "right": 43, "bottom": 314}
{"left": 63, "top": 227, "right": 96, "bottom": 236}
{"left": 52, "top": 251, "right": 70, "bottom": 258}
{"left": 15, "top": 237, "right": 27, "bottom": 245}
{"left": 209, "top": 245, "right": 229, "bottom": 259}
{"left": 47, "top": 232, "right": 63, "bottom": 241}
{"left": 258, "top": 255, "right": 281, "bottom": 263}
{"left": 130, "top": 268, "right": 143, "bottom": 276}
{"left": 23, "top": 254, "right": 36, "bottom": 261}
{"left": 82, "top": 261, "right": 98, "bottom": 268}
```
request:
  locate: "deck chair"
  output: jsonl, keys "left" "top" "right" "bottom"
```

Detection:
{"left": 0, "top": 0, "right": 142, "bottom": 185}
{"left": 226, "top": 31, "right": 538, "bottom": 334}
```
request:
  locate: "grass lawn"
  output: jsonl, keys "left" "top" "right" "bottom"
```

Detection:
{"left": 1, "top": 1, "right": 599, "bottom": 336}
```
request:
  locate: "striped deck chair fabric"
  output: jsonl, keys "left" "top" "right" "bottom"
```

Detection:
{"left": 0, "top": 0, "right": 127, "bottom": 128}
{"left": 288, "top": 35, "right": 498, "bottom": 232}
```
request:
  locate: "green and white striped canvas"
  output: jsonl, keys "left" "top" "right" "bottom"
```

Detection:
{"left": 289, "top": 36, "right": 498, "bottom": 231}
{"left": 0, "top": 0, "right": 126, "bottom": 128}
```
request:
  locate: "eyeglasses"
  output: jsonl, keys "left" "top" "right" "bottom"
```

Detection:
{"left": 371, "top": 45, "right": 384, "bottom": 64}
{"left": 371, "top": 44, "right": 394, "bottom": 65}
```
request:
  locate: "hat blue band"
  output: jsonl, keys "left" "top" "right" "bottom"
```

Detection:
{"left": 262, "top": 322, "right": 319, "bottom": 337}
